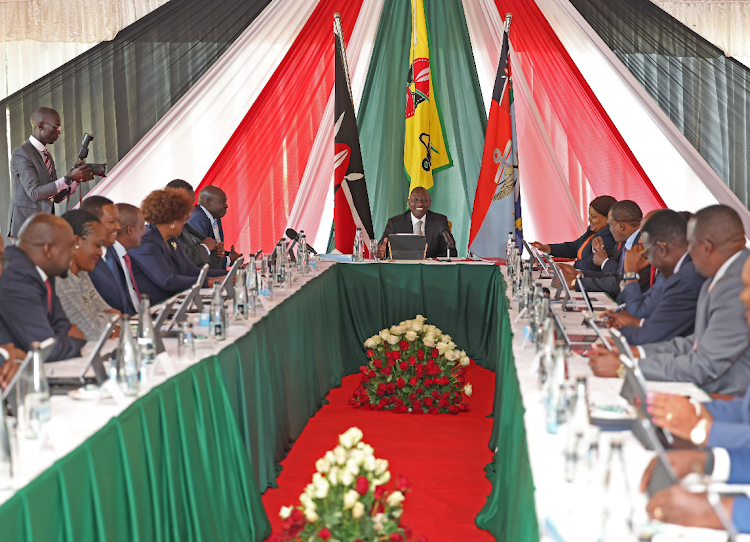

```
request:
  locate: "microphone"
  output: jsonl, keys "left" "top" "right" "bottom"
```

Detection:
{"left": 286, "top": 228, "right": 318, "bottom": 254}
{"left": 441, "top": 230, "right": 456, "bottom": 249}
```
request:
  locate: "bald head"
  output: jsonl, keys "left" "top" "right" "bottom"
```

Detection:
{"left": 116, "top": 203, "right": 146, "bottom": 250}
{"left": 198, "top": 185, "right": 228, "bottom": 219}
{"left": 30, "top": 107, "right": 61, "bottom": 146}
{"left": 30, "top": 107, "right": 58, "bottom": 125}
{"left": 17, "top": 214, "right": 76, "bottom": 278}
{"left": 688, "top": 205, "right": 747, "bottom": 277}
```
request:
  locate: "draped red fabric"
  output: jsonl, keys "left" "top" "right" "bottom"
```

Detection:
{"left": 495, "top": 0, "right": 666, "bottom": 213}
{"left": 197, "top": 0, "right": 365, "bottom": 254}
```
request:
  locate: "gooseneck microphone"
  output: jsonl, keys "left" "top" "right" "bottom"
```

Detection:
{"left": 286, "top": 228, "right": 319, "bottom": 255}
{"left": 441, "top": 230, "right": 456, "bottom": 249}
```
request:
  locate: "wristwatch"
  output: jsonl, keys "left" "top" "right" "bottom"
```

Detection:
{"left": 63, "top": 174, "right": 73, "bottom": 186}
{"left": 616, "top": 363, "right": 627, "bottom": 379}
{"left": 619, "top": 271, "right": 640, "bottom": 292}
{"left": 690, "top": 418, "right": 709, "bottom": 446}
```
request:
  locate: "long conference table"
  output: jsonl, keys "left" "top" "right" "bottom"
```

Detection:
{"left": 0, "top": 259, "right": 741, "bottom": 542}
{"left": 0, "top": 260, "right": 536, "bottom": 542}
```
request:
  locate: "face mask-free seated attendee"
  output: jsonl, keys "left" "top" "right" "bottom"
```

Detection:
{"left": 128, "top": 188, "right": 226, "bottom": 304}
{"left": 83, "top": 196, "right": 137, "bottom": 315}
{"left": 188, "top": 185, "right": 241, "bottom": 267}
{"left": 56, "top": 210, "right": 122, "bottom": 342}
{"left": 114, "top": 203, "right": 146, "bottom": 312}
{"left": 559, "top": 200, "right": 652, "bottom": 298}
{"left": 602, "top": 210, "right": 706, "bottom": 345}
{"left": 376, "top": 187, "right": 457, "bottom": 260}
{"left": 531, "top": 195, "right": 617, "bottom": 271}
{"left": 587, "top": 205, "right": 750, "bottom": 396}
{"left": 0, "top": 214, "right": 86, "bottom": 361}
{"left": 166, "top": 180, "right": 225, "bottom": 270}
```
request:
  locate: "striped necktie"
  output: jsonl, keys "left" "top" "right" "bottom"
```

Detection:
{"left": 42, "top": 150, "right": 53, "bottom": 177}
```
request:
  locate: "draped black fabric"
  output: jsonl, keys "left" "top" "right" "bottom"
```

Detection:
{"left": 0, "top": 0, "right": 272, "bottom": 231}
{"left": 569, "top": 0, "right": 750, "bottom": 208}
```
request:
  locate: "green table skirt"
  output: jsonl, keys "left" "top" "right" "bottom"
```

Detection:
{"left": 0, "top": 263, "right": 538, "bottom": 542}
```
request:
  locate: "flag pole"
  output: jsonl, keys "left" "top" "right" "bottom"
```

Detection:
{"left": 333, "top": 13, "right": 354, "bottom": 106}
{"left": 505, "top": 13, "right": 513, "bottom": 35}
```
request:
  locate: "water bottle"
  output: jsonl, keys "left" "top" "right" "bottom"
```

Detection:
{"left": 209, "top": 282, "right": 227, "bottom": 340}
{"left": 21, "top": 341, "right": 51, "bottom": 439}
{"left": 600, "top": 440, "right": 635, "bottom": 541}
{"left": 137, "top": 295, "right": 157, "bottom": 365}
{"left": 520, "top": 264, "right": 533, "bottom": 311}
{"left": 545, "top": 347, "right": 567, "bottom": 434}
{"left": 0, "top": 401, "right": 12, "bottom": 489}
{"left": 565, "top": 377, "right": 589, "bottom": 482}
{"left": 234, "top": 268, "right": 250, "bottom": 320}
{"left": 111, "top": 316, "right": 141, "bottom": 396}
{"left": 247, "top": 257, "right": 258, "bottom": 296}
{"left": 275, "top": 241, "right": 285, "bottom": 285}
{"left": 505, "top": 232, "right": 514, "bottom": 266}
{"left": 353, "top": 228, "right": 364, "bottom": 261}
{"left": 297, "top": 232, "right": 309, "bottom": 274}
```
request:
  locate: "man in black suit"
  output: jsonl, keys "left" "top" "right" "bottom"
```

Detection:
{"left": 376, "top": 187, "right": 457, "bottom": 260}
{"left": 604, "top": 210, "right": 706, "bottom": 345}
{"left": 187, "top": 185, "right": 241, "bottom": 266}
{"left": 0, "top": 214, "right": 86, "bottom": 361}
{"left": 165, "top": 180, "right": 224, "bottom": 269}
{"left": 7, "top": 107, "right": 93, "bottom": 237}
{"left": 560, "top": 200, "right": 651, "bottom": 298}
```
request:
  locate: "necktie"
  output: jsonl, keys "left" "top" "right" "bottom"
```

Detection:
{"left": 212, "top": 220, "right": 222, "bottom": 242}
{"left": 44, "top": 278, "right": 52, "bottom": 313}
{"left": 650, "top": 266, "right": 657, "bottom": 287}
{"left": 42, "top": 150, "right": 53, "bottom": 177}
{"left": 123, "top": 254, "right": 141, "bottom": 300}
{"left": 414, "top": 219, "right": 423, "bottom": 235}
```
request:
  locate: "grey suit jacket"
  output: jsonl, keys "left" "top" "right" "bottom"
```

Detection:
{"left": 178, "top": 222, "right": 224, "bottom": 270}
{"left": 8, "top": 141, "right": 58, "bottom": 237}
{"left": 639, "top": 248, "right": 750, "bottom": 396}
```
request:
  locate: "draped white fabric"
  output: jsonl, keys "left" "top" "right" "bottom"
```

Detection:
{"left": 286, "top": 0, "right": 385, "bottom": 251}
{"left": 463, "top": 0, "right": 586, "bottom": 245}
{"left": 0, "top": 0, "right": 168, "bottom": 42}
{"left": 1, "top": 42, "right": 96, "bottom": 99}
{"left": 650, "top": 0, "right": 750, "bottom": 58}
{"left": 538, "top": 0, "right": 750, "bottom": 231}
{"left": 87, "top": 0, "right": 318, "bottom": 207}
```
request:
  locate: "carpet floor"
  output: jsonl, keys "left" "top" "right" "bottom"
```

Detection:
{"left": 261, "top": 364, "right": 497, "bottom": 541}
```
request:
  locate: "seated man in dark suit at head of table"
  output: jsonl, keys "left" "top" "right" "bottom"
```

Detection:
{"left": 0, "top": 214, "right": 86, "bottom": 361}
{"left": 187, "top": 185, "right": 241, "bottom": 267}
{"left": 165, "top": 180, "right": 225, "bottom": 270}
{"left": 375, "top": 187, "right": 457, "bottom": 260}
{"left": 603, "top": 209, "right": 706, "bottom": 345}
{"left": 587, "top": 204, "right": 750, "bottom": 396}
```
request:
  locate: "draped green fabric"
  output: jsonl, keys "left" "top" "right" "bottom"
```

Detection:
{"left": 357, "top": 0, "right": 488, "bottom": 256}
{"left": 0, "top": 263, "right": 537, "bottom": 541}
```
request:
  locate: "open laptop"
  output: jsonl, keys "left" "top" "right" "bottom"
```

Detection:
{"left": 522, "top": 239, "right": 551, "bottom": 275}
{"left": 201, "top": 257, "right": 243, "bottom": 301}
{"left": 550, "top": 306, "right": 596, "bottom": 351}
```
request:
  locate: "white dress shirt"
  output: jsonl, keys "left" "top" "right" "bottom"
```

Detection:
{"left": 114, "top": 241, "right": 141, "bottom": 311}
{"left": 410, "top": 213, "right": 425, "bottom": 235}
{"left": 200, "top": 205, "right": 229, "bottom": 265}
{"left": 29, "top": 136, "right": 78, "bottom": 195}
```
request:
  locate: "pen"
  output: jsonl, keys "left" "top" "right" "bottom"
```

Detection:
{"left": 612, "top": 303, "right": 626, "bottom": 313}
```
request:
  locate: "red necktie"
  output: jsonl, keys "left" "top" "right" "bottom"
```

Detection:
{"left": 42, "top": 150, "right": 53, "bottom": 177}
{"left": 650, "top": 266, "right": 656, "bottom": 287}
{"left": 44, "top": 278, "right": 52, "bottom": 313}
{"left": 123, "top": 254, "right": 141, "bottom": 300}
{"left": 617, "top": 242, "right": 623, "bottom": 251}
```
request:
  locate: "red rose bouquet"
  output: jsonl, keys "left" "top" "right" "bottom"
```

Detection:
{"left": 269, "top": 428, "right": 427, "bottom": 542}
{"left": 349, "top": 315, "right": 472, "bottom": 414}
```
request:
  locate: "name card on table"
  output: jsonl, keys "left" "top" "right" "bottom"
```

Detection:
{"left": 257, "top": 294, "right": 271, "bottom": 312}
{"left": 98, "top": 379, "right": 130, "bottom": 408}
{"left": 151, "top": 352, "right": 177, "bottom": 378}
{"left": 39, "top": 416, "right": 75, "bottom": 455}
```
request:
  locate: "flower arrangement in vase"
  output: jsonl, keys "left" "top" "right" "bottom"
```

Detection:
{"left": 349, "top": 315, "right": 472, "bottom": 414}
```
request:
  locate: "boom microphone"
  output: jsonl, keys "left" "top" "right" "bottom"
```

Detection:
{"left": 286, "top": 228, "right": 318, "bottom": 254}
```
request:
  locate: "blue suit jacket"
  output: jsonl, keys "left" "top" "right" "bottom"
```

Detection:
{"left": 618, "top": 254, "right": 706, "bottom": 345}
{"left": 188, "top": 206, "right": 224, "bottom": 243}
{"left": 89, "top": 245, "right": 137, "bottom": 315}
{"left": 706, "top": 383, "right": 750, "bottom": 449}
{"left": 616, "top": 273, "right": 665, "bottom": 318}
{"left": 128, "top": 224, "right": 225, "bottom": 304}
{"left": 0, "top": 246, "right": 85, "bottom": 361}
{"left": 549, "top": 226, "right": 616, "bottom": 272}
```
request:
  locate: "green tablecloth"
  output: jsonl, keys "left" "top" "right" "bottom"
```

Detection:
{"left": 0, "top": 263, "right": 538, "bottom": 541}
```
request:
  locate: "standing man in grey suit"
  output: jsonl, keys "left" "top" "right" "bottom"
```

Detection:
{"left": 588, "top": 205, "right": 750, "bottom": 396}
{"left": 7, "top": 107, "right": 93, "bottom": 237}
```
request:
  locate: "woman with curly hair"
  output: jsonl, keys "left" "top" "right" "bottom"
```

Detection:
{"left": 531, "top": 195, "right": 618, "bottom": 271}
{"left": 128, "top": 188, "right": 226, "bottom": 303}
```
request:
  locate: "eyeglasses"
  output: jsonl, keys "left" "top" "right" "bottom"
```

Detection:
{"left": 41, "top": 122, "right": 61, "bottom": 133}
{"left": 640, "top": 239, "right": 664, "bottom": 253}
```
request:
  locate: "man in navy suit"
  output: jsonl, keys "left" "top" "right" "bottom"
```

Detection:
{"left": 166, "top": 180, "right": 224, "bottom": 269}
{"left": 604, "top": 210, "right": 706, "bottom": 345}
{"left": 0, "top": 214, "right": 86, "bottom": 361}
{"left": 84, "top": 196, "right": 137, "bottom": 315}
{"left": 560, "top": 200, "right": 652, "bottom": 298}
{"left": 187, "top": 185, "right": 240, "bottom": 266}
